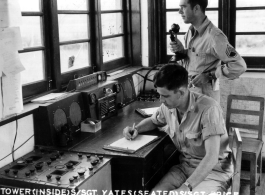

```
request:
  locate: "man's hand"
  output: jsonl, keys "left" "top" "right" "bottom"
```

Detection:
{"left": 123, "top": 126, "right": 138, "bottom": 140}
{"left": 169, "top": 39, "right": 184, "bottom": 53}
{"left": 189, "top": 73, "right": 210, "bottom": 88}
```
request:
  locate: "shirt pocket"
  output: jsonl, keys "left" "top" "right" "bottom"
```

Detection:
{"left": 185, "top": 132, "right": 203, "bottom": 147}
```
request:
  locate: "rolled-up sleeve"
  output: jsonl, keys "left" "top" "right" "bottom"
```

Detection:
{"left": 201, "top": 106, "right": 226, "bottom": 140}
{"left": 151, "top": 106, "right": 167, "bottom": 127}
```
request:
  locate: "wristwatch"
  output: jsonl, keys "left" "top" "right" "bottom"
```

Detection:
{"left": 183, "top": 181, "right": 192, "bottom": 191}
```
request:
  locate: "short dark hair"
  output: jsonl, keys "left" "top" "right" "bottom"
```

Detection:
{"left": 153, "top": 64, "right": 188, "bottom": 91}
{"left": 188, "top": 0, "right": 208, "bottom": 13}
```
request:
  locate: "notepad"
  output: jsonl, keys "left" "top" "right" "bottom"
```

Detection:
{"left": 103, "top": 135, "right": 159, "bottom": 154}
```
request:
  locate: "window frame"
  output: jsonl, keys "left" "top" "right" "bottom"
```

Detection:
{"left": 97, "top": 0, "right": 130, "bottom": 71}
{"left": 229, "top": 0, "right": 265, "bottom": 70}
{"left": 21, "top": 0, "right": 133, "bottom": 101}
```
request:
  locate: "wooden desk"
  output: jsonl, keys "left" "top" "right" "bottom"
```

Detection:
{"left": 71, "top": 100, "right": 179, "bottom": 192}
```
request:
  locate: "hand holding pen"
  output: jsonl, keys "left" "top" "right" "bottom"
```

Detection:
{"left": 123, "top": 123, "right": 138, "bottom": 140}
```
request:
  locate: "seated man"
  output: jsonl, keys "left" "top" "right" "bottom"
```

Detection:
{"left": 123, "top": 64, "right": 233, "bottom": 194}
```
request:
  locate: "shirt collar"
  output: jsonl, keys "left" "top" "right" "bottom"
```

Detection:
{"left": 189, "top": 16, "right": 211, "bottom": 37}
{"left": 169, "top": 91, "right": 196, "bottom": 114}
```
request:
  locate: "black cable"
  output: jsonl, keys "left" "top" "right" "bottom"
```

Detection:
{"left": 12, "top": 116, "right": 18, "bottom": 162}
{"left": 0, "top": 135, "right": 34, "bottom": 162}
{"left": 142, "top": 65, "right": 160, "bottom": 96}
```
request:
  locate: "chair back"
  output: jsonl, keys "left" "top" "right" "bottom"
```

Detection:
{"left": 226, "top": 95, "right": 264, "bottom": 140}
{"left": 230, "top": 128, "right": 243, "bottom": 194}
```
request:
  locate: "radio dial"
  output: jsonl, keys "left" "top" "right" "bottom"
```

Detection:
{"left": 4, "top": 169, "right": 10, "bottom": 174}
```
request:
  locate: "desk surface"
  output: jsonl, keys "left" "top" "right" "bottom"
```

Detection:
{"left": 71, "top": 100, "right": 167, "bottom": 158}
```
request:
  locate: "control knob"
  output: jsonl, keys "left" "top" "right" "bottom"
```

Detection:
{"left": 4, "top": 169, "right": 10, "bottom": 174}
{"left": 56, "top": 176, "right": 61, "bottom": 181}
{"left": 25, "top": 171, "right": 30, "bottom": 177}
{"left": 46, "top": 174, "right": 52, "bottom": 180}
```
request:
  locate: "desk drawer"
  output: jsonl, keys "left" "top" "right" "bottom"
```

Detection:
{"left": 144, "top": 144, "right": 164, "bottom": 184}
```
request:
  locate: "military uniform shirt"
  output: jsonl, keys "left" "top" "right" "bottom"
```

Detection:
{"left": 181, "top": 17, "right": 246, "bottom": 79}
{"left": 151, "top": 91, "right": 232, "bottom": 171}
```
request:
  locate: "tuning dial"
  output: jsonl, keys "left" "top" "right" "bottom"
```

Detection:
{"left": 56, "top": 176, "right": 61, "bottom": 181}
{"left": 88, "top": 167, "right": 93, "bottom": 171}
{"left": 30, "top": 168, "right": 35, "bottom": 174}
{"left": 50, "top": 156, "right": 57, "bottom": 161}
{"left": 91, "top": 160, "right": 98, "bottom": 166}
{"left": 73, "top": 175, "right": 78, "bottom": 180}
{"left": 46, "top": 174, "right": 52, "bottom": 180}
{"left": 25, "top": 171, "right": 30, "bottom": 177}
{"left": 35, "top": 164, "right": 43, "bottom": 171}
{"left": 26, "top": 158, "right": 33, "bottom": 164}
{"left": 47, "top": 160, "right": 51, "bottom": 166}
{"left": 77, "top": 168, "right": 86, "bottom": 176}
{"left": 69, "top": 177, "right": 74, "bottom": 183}
{"left": 13, "top": 170, "right": 18, "bottom": 175}
{"left": 89, "top": 93, "right": 97, "bottom": 104}
{"left": 4, "top": 169, "right": 10, "bottom": 174}
{"left": 66, "top": 163, "right": 73, "bottom": 169}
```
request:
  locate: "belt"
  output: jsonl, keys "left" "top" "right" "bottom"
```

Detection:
{"left": 188, "top": 74, "right": 212, "bottom": 84}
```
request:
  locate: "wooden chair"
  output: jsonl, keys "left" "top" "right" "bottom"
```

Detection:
{"left": 229, "top": 127, "right": 243, "bottom": 194}
{"left": 226, "top": 95, "right": 264, "bottom": 195}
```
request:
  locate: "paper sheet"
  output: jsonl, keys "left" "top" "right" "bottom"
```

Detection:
{"left": 141, "top": 107, "right": 159, "bottom": 115}
{"left": 0, "top": 27, "right": 23, "bottom": 50}
{"left": 2, "top": 73, "right": 23, "bottom": 118}
{"left": 104, "top": 135, "right": 158, "bottom": 153}
{"left": 0, "top": 0, "right": 22, "bottom": 28}
{"left": 0, "top": 43, "right": 25, "bottom": 76}
{"left": 31, "top": 93, "right": 68, "bottom": 103}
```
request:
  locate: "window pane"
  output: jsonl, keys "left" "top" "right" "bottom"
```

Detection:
{"left": 101, "top": 13, "right": 123, "bottom": 36}
{"left": 206, "top": 11, "right": 218, "bottom": 27}
{"left": 60, "top": 42, "right": 90, "bottom": 73}
{"left": 167, "top": 35, "right": 185, "bottom": 55}
{"left": 19, "top": 0, "right": 40, "bottom": 12}
{"left": 166, "top": 0, "right": 218, "bottom": 9}
{"left": 207, "top": 0, "right": 218, "bottom": 8}
{"left": 101, "top": 0, "right": 122, "bottom": 10}
{"left": 20, "top": 51, "right": 45, "bottom": 85}
{"left": 167, "top": 12, "right": 190, "bottom": 33}
{"left": 236, "top": 0, "right": 265, "bottom": 7}
{"left": 236, "top": 10, "right": 265, "bottom": 32}
{"left": 236, "top": 35, "right": 265, "bottom": 56}
{"left": 166, "top": 0, "right": 179, "bottom": 9}
{"left": 103, "top": 37, "right": 124, "bottom": 62}
{"left": 20, "top": 16, "right": 43, "bottom": 48}
{"left": 58, "top": 15, "right": 89, "bottom": 42}
{"left": 57, "top": 0, "right": 88, "bottom": 11}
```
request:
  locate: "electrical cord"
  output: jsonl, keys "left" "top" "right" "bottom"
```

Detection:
{"left": 11, "top": 115, "right": 18, "bottom": 162}
{"left": 0, "top": 135, "right": 34, "bottom": 162}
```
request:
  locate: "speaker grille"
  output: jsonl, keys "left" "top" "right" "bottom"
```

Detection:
{"left": 69, "top": 102, "right": 82, "bottom": 126}
{"left": 53, "top": 109, "right": 67, "bottom": 132}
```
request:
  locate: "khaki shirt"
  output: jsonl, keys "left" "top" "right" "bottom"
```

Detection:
{"left": 181, "top": 17, "right": 246, "bottom": 79}
{"left": 151, "top": 91, "right": 231, "bottom": 170}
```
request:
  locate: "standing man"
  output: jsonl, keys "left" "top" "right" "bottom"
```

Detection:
{"left": 123, "top": 64, "right": 233, "bottom": 194}
{"left": 170, "top": 0, "right": 246, "bottom": 102}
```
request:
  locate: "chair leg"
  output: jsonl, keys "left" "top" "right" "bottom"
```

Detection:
{"left": 257, "top": 151, "right": 262, "bottom": 186}
{"left": 250, "top": 156, "right": 257, "bottom": 195}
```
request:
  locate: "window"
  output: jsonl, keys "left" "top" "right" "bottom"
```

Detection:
{"left": 231, "top": 0, "right": 265, "bottom": 69}
{"left": 19, "top": 0, "right": 48, "bottom": 98}
{"left": 99, "top": 0, "right": 128, "bottom": 71}
{"left": 18, "top": 0, "right": 130, "bottom": 100}
{"left": 165, "top": 0, "right": 219, "bottom": 57}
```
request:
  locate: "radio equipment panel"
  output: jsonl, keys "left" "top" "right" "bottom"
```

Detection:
{"left": 34, "top": 92, "right": 87, "bottom": 147}
{"left": 78, "top": 81, "right": 118, "bottom": 121}
{"left": 66, "top": 71, "right": 107, "bottom": 92}
{"left": 0, "top": 149, "right": 112, "bottom": 194}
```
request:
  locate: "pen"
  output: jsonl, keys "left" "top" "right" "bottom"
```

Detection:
{"left": 130, "top": 123, "right": 135, "bottom": 141}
